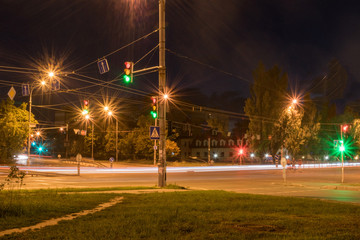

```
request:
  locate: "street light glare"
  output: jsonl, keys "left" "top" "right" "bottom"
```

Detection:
{"left": 48, "top": 72, "right": 55, "bottom": 77}
{"left": 104, "top": 106, "right": 109, "bottom": 111}
{"left": 163, "top": 94, "right": 169, "bottom": 99}
{"left": 108, "top": 111, "right": 113, "bottom": 116}
{"left": 41, "top": 80, "right": 46, "bottom": 85}
{"left": 85, "top": 114, "right": 90, "bottom": 120}
{"left": 292, "top": 99, "right": 297, "bottom": 104}
{"left": 36, "top": 131, "right": 40, "bottom": 136}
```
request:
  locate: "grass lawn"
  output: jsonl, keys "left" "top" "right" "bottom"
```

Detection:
{"left": 1, "top": 190, "right": 360, "bottom": 239}
{"left": 0, "top": 190, "right": 117, "bottom": 232}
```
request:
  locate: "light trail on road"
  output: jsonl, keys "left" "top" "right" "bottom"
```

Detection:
{"left": 1, "top": 162, "right": 360, "bottom": 174}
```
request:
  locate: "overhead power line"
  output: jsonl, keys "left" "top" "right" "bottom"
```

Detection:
{"left": 74, "top": 29, "right": 159, "bottom": 72}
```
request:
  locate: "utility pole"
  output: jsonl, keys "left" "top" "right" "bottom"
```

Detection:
{"left": 158, "top": 0, "right": 166, "bottom": 187}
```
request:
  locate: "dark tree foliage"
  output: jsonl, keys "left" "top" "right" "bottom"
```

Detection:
{"left": 0, "top": 100, "right": 36, "bottom": 161}
{"left": 244, "top": 63, "right": 288, "bottom": 157}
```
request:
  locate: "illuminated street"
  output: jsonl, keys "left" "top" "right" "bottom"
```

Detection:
{"left": 2, "top": 162, "right": 360, "bottom": 204}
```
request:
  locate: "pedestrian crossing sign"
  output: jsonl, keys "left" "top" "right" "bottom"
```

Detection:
{"left": 150, "top": 126, "right": 160, "bottom": 140}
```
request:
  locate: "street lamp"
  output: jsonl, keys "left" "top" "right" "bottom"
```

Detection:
{"left": 104, "top": 106, "right": 118, "bottom": 162}
{"left": 27, "top": 72, "right": 55, "bottom": 164}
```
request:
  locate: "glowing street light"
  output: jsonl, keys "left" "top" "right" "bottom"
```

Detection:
{"left": 103, "top": 105, "right": 118, "bottom": 162}
{"left": 48, "top": 71, "right": 55, "bottom": 77}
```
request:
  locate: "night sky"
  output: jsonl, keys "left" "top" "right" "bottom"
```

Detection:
{"left": 1, "top": 0, "right": 360, "bottom": 109}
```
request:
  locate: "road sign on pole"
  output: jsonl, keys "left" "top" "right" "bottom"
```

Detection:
{"left": 51, "top": 79, "right": 60, "bottom": 91}
{"left": 8, "top": 86, "right": 16, "bottom": 100}
{"left": 97, "top": 58, "right": 110, "bottom": 74}
{"left": 150, "top": 126, "right": 160, "bottom": 140}
{"left": 22, "top": 84, "right": 30, "bottom": 96}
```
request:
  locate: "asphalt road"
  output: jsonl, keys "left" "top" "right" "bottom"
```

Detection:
{"left": 1, "top": 161, "right": 360, "bottom": 204}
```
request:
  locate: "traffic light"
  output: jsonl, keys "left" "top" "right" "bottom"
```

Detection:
{"left": 151, "top": 96, "right": 157, "bottom": 119}
{"left": 339, "top": 145, "right": 345, "bottom": 152}
{"left": 123, "top": 61, "right": 133, "bottom": 83}
{"left": 82, "top": 100, "right": 89, "bottom": 115}
{"left": 342, "top": 124, "right": 349, "bottom": 133}
{"left": 238, "top": 149, "right": 244, "bottom": 155}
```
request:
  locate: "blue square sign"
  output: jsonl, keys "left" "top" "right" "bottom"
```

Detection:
{"left": 97, "top": 58, "right": 110, "bottom": 74}
{"left": 22, "top": 84, "right": 30, "bottom": 96}
{"left": 150, "top": 126, "right": 160, "bottom": 140}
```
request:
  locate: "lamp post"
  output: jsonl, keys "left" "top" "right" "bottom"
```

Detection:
{"left": 27, "top": 86, "right": 34, "bottom": 165}
{"left": 104, "top": 107, "right": 118, "bottom": 162}
{"left": 27, "top": 72, "right": 55, "bottom": 164}
{"left": 91, "top": 121, "right": 94, "bottom": 160}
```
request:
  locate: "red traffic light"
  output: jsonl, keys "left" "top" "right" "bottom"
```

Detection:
{"left": 84, "top": 100, "right": 89, "bottom": 106}
{"left": 238, "top": 149, "right": 244, "bottom": 155}
{"left": 342, "top": 125, "right": 349, "bottom": 132}
{"left": 125, "top": 62, "right": 131, "bottom": 69}
{"left": 152, "top": 96, "right": 157, "bottom": 104}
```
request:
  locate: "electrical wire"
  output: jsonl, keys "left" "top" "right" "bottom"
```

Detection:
{"left": 74, "top": 29, "right": 159, "bottom": 73}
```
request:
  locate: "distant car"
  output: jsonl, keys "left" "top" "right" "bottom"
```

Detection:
{"left": 264, "top": 155, "right": 273, "bottom": 163}
{"left": 13, "top": 154, "right": 28, "bottom": 160}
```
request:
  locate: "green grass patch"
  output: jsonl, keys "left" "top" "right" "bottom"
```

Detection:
{"left": 0, "top": 190, "right": 117, "bottom": 232}
{"left": 2, "top": 191, "right": 360, "bottom": 239}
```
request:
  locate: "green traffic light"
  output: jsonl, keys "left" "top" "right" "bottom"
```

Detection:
{"left": 151, "top": 111, "right": 157, "bottom": 118}
{"left": 340, "top": 146, "right": 345, "bottom": 152}
{"left": 124, "top": 75, "right": 131, "bottom": 83}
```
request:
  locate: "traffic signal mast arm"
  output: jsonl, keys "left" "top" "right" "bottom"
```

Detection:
{"left": 132, "top": 66, "right": 159, "bottom": 74}
{"left": 36, "top": 126, "right": 68, "bottom": 130}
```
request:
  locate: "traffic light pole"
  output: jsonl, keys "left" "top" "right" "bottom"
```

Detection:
{"left": 116, "top": 119, "right": 118, "bottom": 162}
{"left": 341, "top": 125, "right": 344, "bottom": 183}
{"left": 158, "top": 0, "right": 166, "bottom": 187}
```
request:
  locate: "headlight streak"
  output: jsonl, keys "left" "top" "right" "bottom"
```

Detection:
{"left": 1, "top": 163, "right": 360, "bottom": 174}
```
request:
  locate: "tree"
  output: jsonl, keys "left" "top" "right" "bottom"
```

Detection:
{"left": 272, "top": 103, "right": 320, "bottom": 160}
{"left": 166, "top": 139, "right": 180, "bottom": 160}
{"left": 244, "top": 63, "right": 288, "bottom": 157}
{"left": 120, "top": 115, "right": 180, "bottom": 160}
{"left": 0, "top": 100, "right": 37, "bottom": 161}
{"left": 206, "top": 114, "right": 229, "bottom": 136}
{"left": 299, "top": 93, "right": 321, "bottom": 157}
